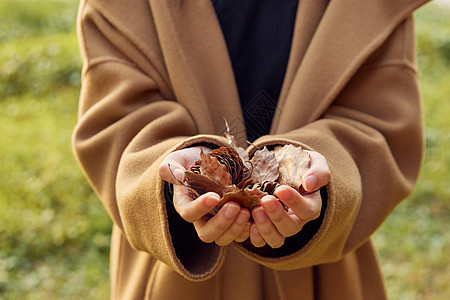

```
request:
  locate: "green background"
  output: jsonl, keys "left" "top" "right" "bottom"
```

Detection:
{"left": 1, "top": 0, "right": 449, "bottom": 299}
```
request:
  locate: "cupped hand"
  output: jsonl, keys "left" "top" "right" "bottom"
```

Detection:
{"left": 159, "top": 147, "right": 251, "bottom": 246}
{"left": 158, "top": 146, "right": 212, "bottom": 184}
{"left": 249, "top": 150, "right": 331, "bottom": 248}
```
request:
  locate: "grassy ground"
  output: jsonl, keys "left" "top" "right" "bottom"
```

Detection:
{"left": 0, "top": 1, "right": 111, "bottom": 299}
{"left": 0, "top": 0, "right": 449, "bottom": 299}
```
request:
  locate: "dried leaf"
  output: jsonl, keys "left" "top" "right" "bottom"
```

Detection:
{"left": 184, "top": 171, "right": 228, "bottom": 197}
{"left": 193, "top": 149, "right": 233, "bottom": 187}
{"left": 210, "top": 147, "right": 247, "bottom": 184}
{"left": 273, "top": 144, "right": 310, "bottom": 190}
{"left": 251, "top": 180, "right": 280, "bottom": 195}
{"left": 217, "top": 188, "right": 262, "bottom": 211}
{"left": 236, "top": 175, "right": 254, "bottom": 189}
{"left": 224, "top": 118, "right": 250, "bottom": 163}
{"left": 167, "top": 163, "right": 200, "bottom": 198}
{"left": 167, "top": 121, "right": 314, "bottom": 214}
{"left": 244, "top": 185, "right": 269, "bottom": 199}
{"left": 250, "top": 147, "right": 279, "bottom": 182}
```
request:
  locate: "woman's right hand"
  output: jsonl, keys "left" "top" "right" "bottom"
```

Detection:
{"left": 158, "top": 146, "right": 251, "bottom": 246}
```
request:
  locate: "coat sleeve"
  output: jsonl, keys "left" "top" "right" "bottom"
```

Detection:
{"left": 234, "top": 15, "right": 424, "bottom": 269}
{"left": 72, "top": 0, "right": 228, "bottom": 281}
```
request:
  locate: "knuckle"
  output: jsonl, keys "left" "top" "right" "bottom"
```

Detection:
{"left": 215, "top": 239, "right": 230, "bottom": 247}
{"left": 280, "top": 227, "right": 298, "bottom": 238}
{"left": 234, "top": 237, "right": 245, "bottom": 243}
{"left": 197, "top": 232, "right": 214, "bottom": 244}
{"left": 250, "top": 233, "right": 264, "bottom": 247}
{"left": 311, "top": 209, "right": 321, "bottom": 220}
{"left": 303, "top": 204, "right": 320, "bottom": 220}
{"left": 228, "top": 225, "right": 244, "bottom": 237}
{"left": 269, "top": 212, "right": 284, "bottom": 223}
{"left": 253, "top": 241, "right": 266, "bottom": 248}
{"left": 178, "top": 210, "right": 195, "bottom": 223}
{"left": 304, "top": 208, "right": 316, "bottom": 220}
{"left": 238, "top": 226, "right": 250, "bottom": 239}
{"left": 214, "top": 219, "right": 231, "bottom": 232}
{"left": 270, "top": 239, "right": 285, "bottom": 249}
{"left": 258, "top": 227, "right": 272, "bottom": 236}
{"left": 235, "top": 234, "right": 248, "bottom": 243}
{"left": 311, "top": 202, "right": 322, "bottom": 219}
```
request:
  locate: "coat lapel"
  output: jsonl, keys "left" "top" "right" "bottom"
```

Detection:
{"left": 272, "top": 0, "right": 429, "bottom": 134}
{"left": 278, "top": 0, "right": 329, "bottom": 113}
{"left": 91, "top": 0, "right": 429, "bottom": 143}
{"left": 149, "top": 0, "right": 247, "bottom": 145}
{"left": 149, "top": 0, "right": 328, "bottom": 145}
{"left": 152, "top": 0, "right": 428, "bottom": 139}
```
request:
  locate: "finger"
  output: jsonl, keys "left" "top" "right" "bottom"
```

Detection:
{"left": 275, "top": 185, "right": 322, "bottom": 222}
{"left": 158, "top": 160, "right": 186, "bottom": 184}
{"left": 260, "top": 195, "right": 302, "bottom": 237}
{"left": 302, "top": 150, "right": 331, "bottom": 192}
{"left": 249, "top": 223, "right": 266, "bottom": 248}
{"left": 252, "top": 207, "right": 285, "bottom": 248}
{"left": 173, "top": 187, "right": 220, "bottom": 223}
{"left": 234, "top": 221, "right": 251, "bottom": 243}
{"left": 158, "top": 146, "right": 212, "bottom": 183}
{"left": 193, "top": 202, "right": 241, "bottom": 243}
{"left": 214, "top": 209, "right": 250, "bottom": 246}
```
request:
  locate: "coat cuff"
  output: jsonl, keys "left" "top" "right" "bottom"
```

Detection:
{"left": 233, "top": 137, "right": 361, "bottom": 270}
{"left": 117, "top": 134, "right": 230, "bottom": 281}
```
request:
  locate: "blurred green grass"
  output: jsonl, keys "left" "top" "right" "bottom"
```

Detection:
{"left": 0, "top": 1, "right": 110, "bottom": 299}
{"left": 372, "top": 3, "right": 450, "bottom": 299}
{"left": 0, "top": 0, "right": 449, "bottom": 299}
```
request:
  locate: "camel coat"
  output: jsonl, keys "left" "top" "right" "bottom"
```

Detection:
{"left": 73, "top": 0, "right": 429, "bottom": 299}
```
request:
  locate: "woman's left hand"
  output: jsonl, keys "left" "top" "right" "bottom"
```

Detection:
{"left": 249, "top": 150, "right": 331, "bottom": 248}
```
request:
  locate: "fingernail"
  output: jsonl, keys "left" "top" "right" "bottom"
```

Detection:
{"left": 275, "top": 186, "right": 291, "bottom": 200}
{"left": 224, "top": 203, "right": 240, "bottom": 219}
{"left": 173, "top": 168, "right": 185, "bottom": 182}
{"left": 253, "top": 207, "right": 268, "bottom": 223}
{"left": 205, "top": 194, "right": 220, "bottom": 207}
{"left": 304, "top": 175, "right": 317, "bottom": 191}
{"left": 261, "top": 196, "right": 277, "bottom": 212}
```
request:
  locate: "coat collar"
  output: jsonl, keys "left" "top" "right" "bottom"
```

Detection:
{"left": 273, "top": 0, "right": 430, "bottom": 133}
{"left": 148, "top": 0, "right": 245, "bottom": 144}
{"left": 149, "top": 0, "right": 429, "bottom": 142}
{"left": 88, "top": 0, "right": 429, "bottom": 145}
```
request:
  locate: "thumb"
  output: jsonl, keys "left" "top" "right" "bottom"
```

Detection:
{"left": 301, "top": 150, "right": 331, "bottom": 192}
{"left": 158, "top": 161, "right": 186, "bottom": 184}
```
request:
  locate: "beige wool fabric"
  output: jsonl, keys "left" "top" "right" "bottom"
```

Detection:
{"left": 73, "top": 0, "right": 429, "bottom": 299}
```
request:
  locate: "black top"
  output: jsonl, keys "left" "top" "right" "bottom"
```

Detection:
{"left": 211, "top": 0, "right": 299, "bottom": 142}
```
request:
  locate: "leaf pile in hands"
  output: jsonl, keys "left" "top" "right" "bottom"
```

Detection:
{"left": 169, "top": 122, "right": 310, "bottom": 213}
